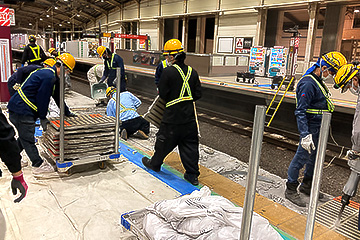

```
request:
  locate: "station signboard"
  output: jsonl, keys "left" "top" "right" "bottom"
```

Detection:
{"left": 0, "top": 7, "right": 10, "bottom": 26}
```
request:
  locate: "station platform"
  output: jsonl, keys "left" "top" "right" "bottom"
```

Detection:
{"left": 0, "top": 90, "right": 358, "bottom": 239}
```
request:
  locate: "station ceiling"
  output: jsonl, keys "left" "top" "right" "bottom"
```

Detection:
{"left": 4, "top": 0, "right": 134, "bottom": 33}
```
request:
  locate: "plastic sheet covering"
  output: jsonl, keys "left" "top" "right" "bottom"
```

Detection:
{"left": 143, "top": 187, "right": 283, "bottom": 240}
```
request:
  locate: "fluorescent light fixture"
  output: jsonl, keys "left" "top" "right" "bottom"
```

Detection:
{"left": 76, "top": 14, "right": 80, "bottom": 17}
{"left": 59, "top": 23, "right": 62, "bottom": 26}
{"left": 46, "top": 14, "right": 50, "bottom": 17}
{"left": 355, "top": 9, "right": 360, "bottom": 13}
{"left": 55, "top": 6, "right": 58, "bottom": 9}
{"left": 48, "top": 25, "right": 51, "bottom": 27}
{"left": 40, "top": 18, "right": 43, "bottom": 21}
{"left": 29, "top": 23, "right": 32, "bottom": 25}
{"left": 67, "top": 21, "right": 70, "bottom": 24}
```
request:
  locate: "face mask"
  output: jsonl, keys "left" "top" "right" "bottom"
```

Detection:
{"left": 349, "top": 81, "right": 360, "bottom": 95}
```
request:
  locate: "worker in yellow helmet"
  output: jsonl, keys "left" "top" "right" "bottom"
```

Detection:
{"left": 285, "top": 51, "right": 347, "bottom": 207}
{"left": 48, "top": 48, "right": 61, "bottom": 58}
{"left": 96, "top": 46, "right": 126, "bottom": 91}
{"left": 7, "top": 53, "right": 76, "bottom": 175}
{"left": 142, "top": 39, "right": 202, "bottom": 186}
{"left": 21, "top": 35, "right": 47, "bottom": 67}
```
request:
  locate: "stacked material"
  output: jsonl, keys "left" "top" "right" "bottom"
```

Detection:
{"left": 144, "top": 95, "right": 165, "bottom": 128}
{"left": 41, "top": 113, "right": 117, "bottom": 161}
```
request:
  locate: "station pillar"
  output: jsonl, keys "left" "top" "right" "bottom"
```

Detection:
{"left": 0, "top": 5, "right": 13, "bottom": 103}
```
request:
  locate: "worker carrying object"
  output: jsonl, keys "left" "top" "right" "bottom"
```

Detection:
{"left": 7, "top": 53, "right": 77, "bottom": 175}
{"left": 97, "top": 46, "right": 126, "bottom": 91}
{"left": 7, "top": 58, "right": 56, "bottom": 97}
{"left": 21, "top": 35, "right": 47, "bottom": 67}
{"left": 333, "top": 63, "right": 360, "bottom": 229}
{"left": 106, "top": 86, "right": 150, "bottom": 140}
{"left": 142, "top": 39, "right": 202, "bottom": 186}
{"left": 0, "top": 111, "right": 28, "bottom": 203}
{"left": 285, "top": 51, "right": 347, "bottom": 207}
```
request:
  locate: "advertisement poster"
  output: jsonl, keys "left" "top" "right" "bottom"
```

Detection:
{"left": 249, "top": 46, "right": 266, "bottom": 76}
{"left": 235, "top": 37, "right": 253, "bottom": 54}
{"left": 268, "top": 46, "right": 288, "bottom": 77}
{"left": 133, "top": 51, "right": 159, "bottom": 66}
{"left": 0, "top": 7, "right": 10, "bottom": 26}
{"left": 0, "top": 38, "right": 11, "bottom": 82}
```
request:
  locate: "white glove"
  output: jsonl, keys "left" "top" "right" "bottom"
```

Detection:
{"left": 301, "top": 134, "right": 316, "bottom": 154}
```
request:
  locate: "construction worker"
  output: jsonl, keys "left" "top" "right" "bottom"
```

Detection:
{"left": 87, "top": 64, "right": 106, "bottom": 106}
{"left": 154, "top": 47, "right": 171, "bottom": 87}
{"left": 142, "top": 39, "right": 202, "bottom": 185}
{"left": 106, "top": 86, "right": 150, "bottom": 140}
{"left": 7, "top": 58, "right": 56, "bottom": 96}
{"left": 285, "top": 51, "right": 347, "bottom": 207}
{"left": 333, "top": 63, "right": 360, "bottom": 229}
{"left": 48, "top": 48, "right": 61, "bottom": 58}
{"left": 0, "top": 111, "right": 28, "bottom": 203}
{"left": 7, "top": 53, "right": 76, "bottom": 174}
{"left": 96, "top": 46, "right": 126, "bottom": 91}
{"left": 21, "top": 35, "right": 47, "bottom": 67}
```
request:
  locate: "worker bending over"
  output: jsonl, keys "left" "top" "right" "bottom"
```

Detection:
{"left": 87, "top": 64, "right": 106, "bottom": 106}
{"left": 142, "top": 39, "right": 202, "bottom": 186}
{"left": 285, "top": 52, "right": 347, "bottom": 207}
{"left": 21, "top": 35, "right": 47, "bottom": 67}
{"left": 7, "top": 58, "right": 56, "bottom": 96}
{"left": 48, "top": 48, "right": 61, "bottom": 58}
{"left": 7, "top": 53, "right": 76, "bottom": 174}
{"left": 97, "top": 46, "right": 126, "bottom": 91}
{"left": 106, "top": 87, "right": 149, "bottom": 140}
{"left": 0, "top": 111, "right": 28, "bottom": 203}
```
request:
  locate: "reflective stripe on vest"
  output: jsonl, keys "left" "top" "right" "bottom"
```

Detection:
{"left": 17, "top": 68, "right": 56, "bottom": 112}
{"left": 111, "top": 97, "right": 136, "bottom": 113}
{"left": 106, "top": 53, "right": 116, "bottom": 70}
{"left": 162, "top": 60, "right": 168, "bottom": 68}
{"left": 165, "top": 64, "right": 193, "bottom": 108}
{"left": 29, "top": 45, "right": 41, "bottom": 62}
{"left": 296, "top": 74, "right": 335, "bottom": 114}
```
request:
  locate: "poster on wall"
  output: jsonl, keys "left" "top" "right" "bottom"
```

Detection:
{"left": 9, "top": 8, "right": 15, "bottom": 26}
{"left": 234, "top": 37, "right": 253, "bottom": 54}
{"left": 217, "top": 37, "right": 233, "bottom": 53}
{"left": 249, "top": 46, "right": 266, "bottom": 76}
{"left": 268, "top": 46, "right": 288, "bottom": 77}
{"left": 0, "top": 38, "right": 11, "bottom": 82}
{"left": 0, "top": 7, "right": 10, "bottom": 26}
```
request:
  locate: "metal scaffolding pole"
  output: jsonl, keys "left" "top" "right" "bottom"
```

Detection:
{"left": 240, "top": 105, "right": 266, "bottom": 240}
{"left": 114, "top": 67, "right": 121, "bottom": 154}
{"left": 304, "top": 112, "right": 332, "bottom": 239}
{"left": 59, "top": 63, "right": 65, "bottom": 163}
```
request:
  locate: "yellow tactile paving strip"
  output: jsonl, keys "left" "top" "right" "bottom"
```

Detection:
{"left": 163, "top": 152, "right": 347, "bottom": 240}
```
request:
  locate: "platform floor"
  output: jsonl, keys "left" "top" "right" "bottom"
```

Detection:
{"left": 1, "top": 90, "right": 358, "bottom": 239}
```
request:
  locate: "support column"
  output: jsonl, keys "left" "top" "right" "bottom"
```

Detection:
{"left": 254, "top": 8, "right": 267, "bottom": 46}
{"left": 182, "top": 17, "right": 188, "bottom": 51}
{"left": 275, "top": 11, "right": 284, "bottom": 46}
{"left": 213, "top": 0, "right": 221, "bottom": 54}
{"left": 304, "top": 2, "right": 319, "bottom": 70}
{"left": 158, "top": 19, "right": 164, "bottom": 50}
{"left": 320, "top": 3, "right": 346, "bottom": 54}
{"left": 35, "top": 19, "right": 38, "bottom": 36}
{"left": 195, "top": 17, "right": 201, "bottom": 53}
{"left": 199, "top": 17, "right": 206, "bottom": 54}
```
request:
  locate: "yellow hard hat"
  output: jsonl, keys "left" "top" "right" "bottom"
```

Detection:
{"left": 106, "top": 86, "right": 116, "bottom": 97}
{"left": 28, "top": 35, "right": 36, "bottom": 42}
{"left": 322, "top": 52, "right": 347, "bottom": 72}
{"left": 334, "top": 64, "right": 359, "bottom": 92}
{"left": 163, "top": 39, "right": 183, "bottom": 55}
{"left": 97, "top": 46, "right": 106, "bottom": 57}
{"left": 48, "top": 48, "right": 56, "bottom": 54}
{"left": 43, "top": 58, "right": 56, "bottom": 67}
{"left": 57, "top": 53, "right": 76, "bottom": 71}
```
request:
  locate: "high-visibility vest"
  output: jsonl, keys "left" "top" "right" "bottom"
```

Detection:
{"left": 29, "top": 45, "right": 41, "bottom": 62}
{"left": 162, "top": 60, "right": 168, "bottom": 68}
{"left": 17, "top": 68, "right": 56, "bottom": 112}
{"left": 111, "top": 97, "right": 136, "bottom": 114}
{"left": 296, "top": 74, "right": 335, "bottom": 114}
{"left": 106, "top": 53, "right": 116, "bottom": 70}
{"left": 165, "top": 64, "right": 193, "bottom": 108}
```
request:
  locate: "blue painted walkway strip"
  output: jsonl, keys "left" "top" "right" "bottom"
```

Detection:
{"left": 118, "top": 142, "right": 199, "bottom": 195}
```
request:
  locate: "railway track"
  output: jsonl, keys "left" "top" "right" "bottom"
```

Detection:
{"left": 70, "top": 73, "right": 350, "bottom": 170}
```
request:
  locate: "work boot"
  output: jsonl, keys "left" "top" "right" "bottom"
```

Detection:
{"left": 285, "top": 182, "right": 306, "bottom": 207}
{"left": 120, "top": 129, "right": 128, "bottom": 140}
{"left": 142, "top": 157, "right": 160, "bottom": 172}
{"left": 133, "top": 130, "right": 149, "bottom": 139}
{"left": 184, "top": 173, "right": 199, "bottom": 186}
{"left": 299, "top": 177, "right": 324, "bottom": 199}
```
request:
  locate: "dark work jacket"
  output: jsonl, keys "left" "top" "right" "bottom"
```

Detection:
{"left": 101, "top": 53, "right": 126, "bottom": 91}
{"left": 7, "top": 66, "right": 71, "bottom": 119}
{"left": 21, "top": 43, "right": 47, "bottom": 65}
{"left": 7, "top": 65, "right": 42, "bottom": 96}
{"left": 295, "top": 72, "right": 329, "bottom": 138}
{"left": 158, "top": 61, "right": 202, "bottom": 124}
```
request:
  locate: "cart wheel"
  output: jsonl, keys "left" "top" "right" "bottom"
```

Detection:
{"left": 271, "top": 84, "right": 275, "bottom": 90}
{"left": 99, "top": 161, "right": 107, "bottom": 169}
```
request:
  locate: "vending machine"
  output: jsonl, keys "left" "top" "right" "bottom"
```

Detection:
{"left": 268, "top": 46, "right": 288, "bottom": 77}
{"left": 249, "top": 46, "right": 267, "bottom": 76}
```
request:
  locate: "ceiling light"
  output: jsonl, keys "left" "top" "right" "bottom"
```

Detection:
{"left": 64, "top": 0, "right": 68, "bottom": 1}
{"left": 101, "top": 0, "right": 104, "bottom": 2}
{"left": 40, "top": 18, "right": 43, "bottom": 21}
{"left": 29, "top": 23, "right": 32, "bottom": 25}
{"left": 76, "top": 14, "right": 80, "bottom": 17}
{"left": 46, "top": 14, "right": 50, "bottom": 17}
{"left": 355, "top": 9, "right": 360, "bottom": 13}
{"left": 67, "top": 21, "right": 70, "bottom": 24}
{"left": 48, "top": 25, "right": 51, "bottom": 27}
{"left": 59, "top": 23, "right": 62, "bottom": 26}
{"left": 55, "top": 6, "right": 58, "bottom": 9}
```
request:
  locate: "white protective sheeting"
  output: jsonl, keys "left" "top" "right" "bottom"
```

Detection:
{"left": 143, "top": 186, "right": 283, "bottom": 240}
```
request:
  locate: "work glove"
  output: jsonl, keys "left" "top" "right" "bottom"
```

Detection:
{"left": 11, "top": 173, "right": 28, "bottom": 203}
{"left": 13, "top": 83, "right": 21, "bottom": 91}
{"left": 21, "top": 64, "right": 24, "bottom": 67}
{"left": 301, "top": 134, "right": 316, "bottom": 154}
{"left": 67, "top": 111, "right": 77, "bottom": 117}
{"left": 40, "top": 118, "right": 49, "bottom": 131}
